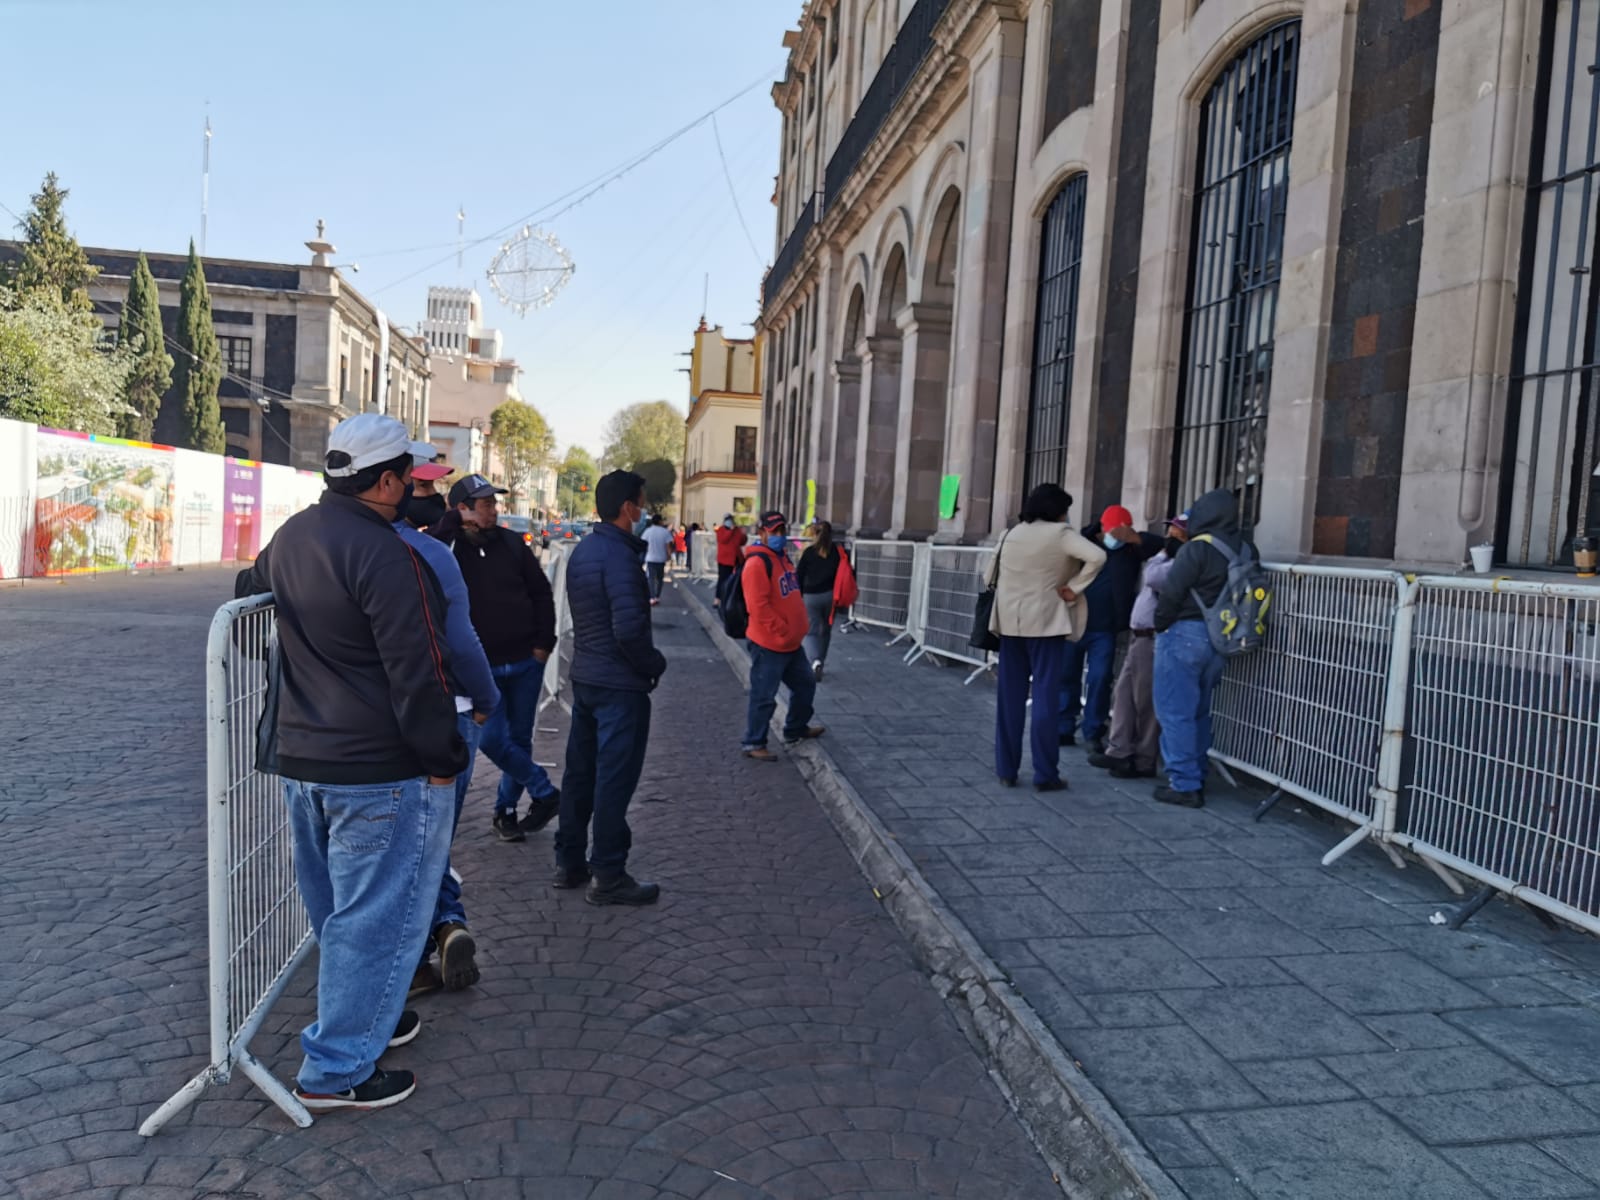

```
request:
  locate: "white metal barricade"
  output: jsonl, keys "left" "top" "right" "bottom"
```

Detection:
{"left": 846, "top": 539, "right": 918, "bottom": 642}
{"left": 141, "top": 596, "right": 314, "bottom": 1134}
{"left": 908, "top": 545, "right": 995, "bottom": 682}
{"left": 1389, "top": 577, "right": 1600, "bottom": 933}
{"left": 690, "top": 535, "right": 717, "bottom": 581}
{"left": 541, "top": 546, "right": 569, "bottom": 712}
{"left": 1208, "top": 565, "right": 1410, "bottom": 864}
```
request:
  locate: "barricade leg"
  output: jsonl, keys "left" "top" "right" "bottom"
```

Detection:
{"left": 236, "top": 1048, "right": 313, "bottom": 1128}
{"left": 137, "top": 1067, "right": 218, "bottom": 1136}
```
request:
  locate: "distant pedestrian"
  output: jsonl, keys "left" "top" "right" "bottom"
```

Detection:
{"left": 1152, "top": 488, "right": 1254, "bottom": 808}
{"left": 240, "top": 412, "right": 464, "bottom": 1112}
{"left": 642, "top": 514, "right": 673, "bottom": 604}
{"left": 714, "top": 514, "right": 747, "bottom": 608}
{"left": 430, "top": 473, "right": 562, "bottom": 844}
{"left": 796, "top": 520, "right": 852, "bottom": 681}
{"left": 1059, "top": 505, "right": 1163, "bottom": 753}
{"left": 1090, "top": 513, "right": 1189, "bottom": 780}
{"left": 559, "top": 469, "right": 667, "bottom": 905}
{"left": 686, "top": 523, "right": 700, "bottom": 572}
{"left": 987, "top": 484, "right": 1105, "bottom": 792}
{"left": 672, "top": 525, "right": 687, "bottom": 571}
{"left": 405, "top": 458, "right": 451, "bottom": 530}
{"left": 740, "top": 510, "right": 825, "bottom": 761}
{"left": 393, "top": 455, "right": 502, "bottom": 998}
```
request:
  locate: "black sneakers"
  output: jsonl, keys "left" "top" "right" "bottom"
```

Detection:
{"left": 519, "top": 792, "right": 561, "bottom": 834}
{"left": 1035, "top": 779, "right": 1070, "bottom": 794}
{"left": 435, "top": 923, "right": 479, "bottom": 992}
{"left": 586, "top": 873, "right": 661, "bottom": 907}
{"left": 492, "top": 811, "right": 526, "bottom": 843}
{"left": 295, "top": 1067, "right": 416, "bottom": 1112}
{"left": 552, "top": 864, "right": 592, "bottom": 890}
{"left": 388, "top": 1010, "right": 421, "bottom": 1049}
{"left": 1154, "top": 786, "right": 1205, "bottom": 809}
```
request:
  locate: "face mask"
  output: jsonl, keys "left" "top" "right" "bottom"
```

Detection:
{"left": 766, "top": 533, "right": 787, "bottom": 551}
{"left": 1102, "top": 533, "right": 1121, "bottom": 551}
{"left": 394, "top": 482, "right": 414, "bottom": 524}
{"left": 1164, "top": 536, "right": 1185, "bottom": 557}
{"left": 724, "top": 519, "right": 734, "bottom": 529}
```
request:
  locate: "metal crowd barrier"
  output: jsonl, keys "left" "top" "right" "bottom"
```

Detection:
{"left": 1209, "top": 565, "right": 1410, "bottom": 865}
{"left": 541, "top": 546, "right": 569, "bottom": 712}
{"left": 141, "top": 595, "right": 314, "bottom": 1134}
{"left": 690, "top": 535, "right": 717, "bottom": 581}
{"left": 846, "top": 539, "right": 918, "bottom": 642}
{"left": 908, "top": 545, "right": 996, "bottom": 682}
{"left": 1389, "top": 577, "right": 1600, "bottom": 934}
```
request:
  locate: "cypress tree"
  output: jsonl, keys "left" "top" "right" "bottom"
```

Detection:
{"left": 167, "top": 241, "right": 224, "bottom": 453}
{"left": 116, "top": 253, "right": 172, "bottom": 442}
{"left": 7, "top": 172, "right": 97, "bottom": 311}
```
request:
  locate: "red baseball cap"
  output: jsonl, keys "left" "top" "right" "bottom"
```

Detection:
{"left": 1101, "top": 505, "right": 1134, "bottom": 531}
{"left": 412, "top": 462, "right": 452, "bottom": 481}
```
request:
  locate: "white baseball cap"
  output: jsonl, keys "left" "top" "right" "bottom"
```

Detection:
{"left": 324, "top": 413, "right": 434, "bottom": 478}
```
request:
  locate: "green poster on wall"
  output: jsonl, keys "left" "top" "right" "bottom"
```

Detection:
{"left": 939, "top": 474, "right": 960, "bottom": 521}
{"left": 805, "top": 479, "right": 816, "bottom": 525}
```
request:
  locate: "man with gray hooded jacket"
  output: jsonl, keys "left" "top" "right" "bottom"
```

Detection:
{"left": 1152, "top": 488, "right": 1254, "bottom": 808}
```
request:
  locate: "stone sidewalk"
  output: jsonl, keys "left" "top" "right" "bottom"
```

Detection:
{"left": 681, "top": 572, "right": 1600, "bottom": 1200}
{"left": 0, "top": 570, "right": 1059, "bottom": 1199}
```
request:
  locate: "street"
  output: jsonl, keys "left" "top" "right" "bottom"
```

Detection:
{"left": 0, "top": 569, "right": 1057, "bottom": 1199}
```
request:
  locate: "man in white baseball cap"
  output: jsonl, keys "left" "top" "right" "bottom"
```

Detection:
{"left": 238, "top": 411, "right": 465, "bottom": 1112}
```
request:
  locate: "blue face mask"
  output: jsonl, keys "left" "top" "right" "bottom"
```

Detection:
{"left": 1102, "top": 533, "right": 1120, "bottom": 551}
{"left": 766, "top": 533, "right": 788, "bottom": 551}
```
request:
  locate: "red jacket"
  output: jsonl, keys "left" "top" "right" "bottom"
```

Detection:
{"left": 716, "top": 524, "right": 747, "bottom": 566}
{"left": 742, "top": 545, "right": 807, "bottom": 653}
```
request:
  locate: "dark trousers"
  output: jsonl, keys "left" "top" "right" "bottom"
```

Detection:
{"left": 646, "top": 561, "right": 666, "bottom": 598}
{"left": 996, "top": 634, "right": 1068, "bottom": 786}
{"left": 1059, "top": 630, "right": 1117, "bottom": 743}
{"left": 716, "top": 563, "right": 735, "bottom": 607}
{"left": 557, "top": 682, "right": 652, "bottom": 877}
{"left": 743, "top": 643, "right": 817, "bottom": 749}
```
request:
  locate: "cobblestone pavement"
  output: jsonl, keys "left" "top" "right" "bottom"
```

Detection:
{"left": 680, "top": 574, "right": 1600, "bottom": 1200}
{"left": 0, "top": 569, "right": 1060, "bottom": 1200}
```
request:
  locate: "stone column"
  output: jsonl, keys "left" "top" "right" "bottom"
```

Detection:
{"left": 938, "top": 10, "right": 1025, "bottom": 543}
{"left": 807, "top": 253, "right": 838, "bottom": 524}
{"left": 830, "top": 357, "right": 863, "bottom": 526}
{"left": 854, "top": 335, "right": 903, "bottom": 535}
{"left": 889, "top": 302, "right": 954, "bottom": 538}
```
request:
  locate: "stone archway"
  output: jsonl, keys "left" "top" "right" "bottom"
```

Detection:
{"left": 893, "top": 187, "right": 959, "bottom": 538}
{"left": 830, "top": 284, "right": 867, "bottom": 527}
{"left": 857, "top": 245, "right": 907, "bottom": 535}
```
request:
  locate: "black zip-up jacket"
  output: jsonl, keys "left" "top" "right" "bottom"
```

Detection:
{"left": 237, "top": 491, "right": 468, "bottom": 783}
{"left": 427, "top": 508, "right": 556, "bottom": 666}
{"left": 1155, "top": 488, "right": 1255, "bottom": 631}
{"left": 1079, "top": 524, "right": 1163, "bottom": 633}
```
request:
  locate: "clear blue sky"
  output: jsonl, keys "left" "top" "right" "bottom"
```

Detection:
{"left": 0, "top": 0, "right": 795, "bottom": 455}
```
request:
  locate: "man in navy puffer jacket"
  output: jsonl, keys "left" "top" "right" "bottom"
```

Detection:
{"left": 556, "top": 469, "right": 669, "bottom": 906}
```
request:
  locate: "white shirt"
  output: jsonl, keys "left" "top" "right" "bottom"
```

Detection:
{"left": 642, "top": 525, "right": 674, "bottom": 564}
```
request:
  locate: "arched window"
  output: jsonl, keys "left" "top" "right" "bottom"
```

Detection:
{"left": 1173, "top": 21, "right": 1300, "bottom": 527}
{"left": 1024, "top": 175, "right": 1088, "bottom": 497}
{"left": 1503, "top": 0, "right": 1600, "bottom": 566}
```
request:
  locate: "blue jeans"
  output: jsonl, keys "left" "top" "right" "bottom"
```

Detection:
{"left": 283, "top": 776, "right": 454, "bottom": 1093}
{"left": 996, "top": 635, "right": 1068, "bottom": 786}
{"left": 557, "top": 682, "right": 652, "bottom": 876}
{"left": 1154, "top": 620, "right": 1227, "bottom": 793}
{"left": 743, "top": 644, "right": 817, "bottom": 749}
{"left": 481, "top": 657, "right": 558, "bottom": 814}
{"left": 1059, "top": 630, "right": 1117, "bottom": 742}
{"left": 646, "top": 561, "right": 666, "bottom": 598}
{"left": 431, "top": 712, "right": 483, "bottom": 933}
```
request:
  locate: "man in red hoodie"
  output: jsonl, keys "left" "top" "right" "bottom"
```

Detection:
{"left": 740, "top": 511, "right": 825, "bottom": 762}
{"left": 714, "top": 514, "right": 748, "bottom": 611}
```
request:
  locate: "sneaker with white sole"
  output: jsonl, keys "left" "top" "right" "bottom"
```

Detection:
{"left": 388, "top": 1010, "right": 421, "bottom": 1048}
{"left": 295, "top": 1067, "right": 416, "bottom": 1112}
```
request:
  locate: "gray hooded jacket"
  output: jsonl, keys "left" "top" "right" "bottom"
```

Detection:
{"left": 1154, "top": 488, "right": 1256, "bottom": 632}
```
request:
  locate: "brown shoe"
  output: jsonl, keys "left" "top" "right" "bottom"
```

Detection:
{"left": 783, "top": 725, "right": 826, "bottom": 746}
{"left": 408, "top": 961, "right": 442, "bottom": 1001}
{"left": 435, "top": 922, "right": 480, "bottom": 991}
{"left": 743, "top": 747, "right": 780, "bottom": 763}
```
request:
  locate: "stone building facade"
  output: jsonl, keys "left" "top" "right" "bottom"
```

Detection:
{"left": 760, "top": 0, "right": 1600, "bottom": 570}
{"left": 682, "top": 321, "right": 763, "bottom": 530}
{"left": 0, "top": 228, "right": 433, "bottom": 470}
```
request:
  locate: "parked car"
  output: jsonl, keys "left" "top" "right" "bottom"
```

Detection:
{"left": 500, "top": 514, "right": 536, "bottom": 549}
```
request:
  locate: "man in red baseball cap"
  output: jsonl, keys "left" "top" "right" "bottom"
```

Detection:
{"left": 405, "top": 458, "right": 453, "bottom": 531}
{"left": 1058, "top": 503, "right": 1164, "bottom": 755}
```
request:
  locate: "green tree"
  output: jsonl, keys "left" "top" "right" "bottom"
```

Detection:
{"left": 601, "top": 400, "right": 684, "bottom": 471}
{"left": 488, "top": 399, "right": 556, "bottom": 509}
{"left": 116, "top": 253, "right": 172, "bottom": 442}
{"left": 633, "top": 458, "right": 678, "bottom": 517}
{"left": 557, "top": 444, "right": 599, "bottom": 518}
{"left": 0, "top": 286, "right": 132, "bottom": 434}
{"left": 5, "top": 173, "right": 97, "bottom": 312}
{"left": 165, "top": 241, "right": 224, "bottom": 453}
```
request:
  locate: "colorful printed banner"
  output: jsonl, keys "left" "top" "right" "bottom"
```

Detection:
{"left": 172, "top": 448, "right": 225, "bottom": 566}
{"left": 223, "top": 459, "right": 263, "bottom": 562}
{"left": 33, "top": 429, "right": 176, "bottom": 576}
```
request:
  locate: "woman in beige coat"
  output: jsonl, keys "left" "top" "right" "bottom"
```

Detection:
{"left": 989, "top": 484, "right": 1106, "bottom": 790}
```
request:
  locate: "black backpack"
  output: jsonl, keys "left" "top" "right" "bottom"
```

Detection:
{"left": 721, "top": 552, "right": 773, "bottom": 640}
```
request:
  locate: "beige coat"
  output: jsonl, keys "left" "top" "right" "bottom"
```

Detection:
{"left": 987, "top": 520, "right": 1107, "bottom": 640}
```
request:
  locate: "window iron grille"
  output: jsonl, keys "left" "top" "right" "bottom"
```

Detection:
{"left": 1023, "top": 175, "right": 1089, "bottom": 498}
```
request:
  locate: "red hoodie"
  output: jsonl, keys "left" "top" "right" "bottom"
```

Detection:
{"left": 716, "top": 524, "right": 747, "bottom": 566}
{"left": 741, "top": 545, "right": 807, "bottom": 653}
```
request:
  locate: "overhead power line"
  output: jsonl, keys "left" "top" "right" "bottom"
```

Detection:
{"left": 711, "top": 113, "right": 764, "bottom": 267}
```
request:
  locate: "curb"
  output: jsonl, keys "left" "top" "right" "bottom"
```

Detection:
{"left": 678, "top": 579, "right": 1183, "bottom": 1200}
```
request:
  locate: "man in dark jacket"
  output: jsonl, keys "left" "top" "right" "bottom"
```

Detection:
{"left": 240, "top": 412, "right": 466, "bottom": 1113}
{"left": 428, "top": 474, "right": 561, "bottom": 843}
{"left": 1058, "top": 504, "right": 1162, "bottom": 752}
{"left": 1152, "top": 487, "right": 1252, "bottom": 808}
{"left": 557, "top": 469, "right": 667, "bottom": 906}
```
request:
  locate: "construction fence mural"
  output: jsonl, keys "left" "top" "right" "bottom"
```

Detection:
{"left": 0, "top": 417, "right": 324, "bottom": 580}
